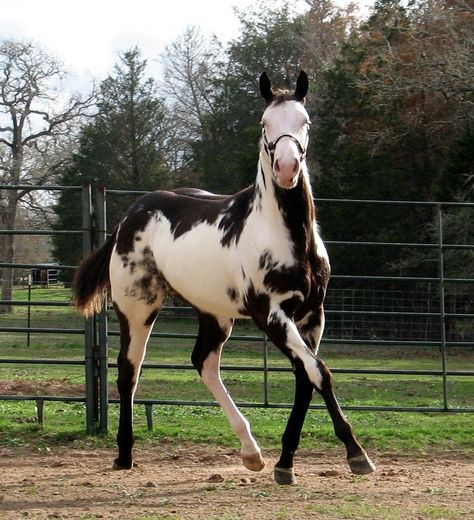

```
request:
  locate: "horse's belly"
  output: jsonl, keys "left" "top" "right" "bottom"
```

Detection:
{"left": 165, "top": 264, "right": 244, "bottom": 318}
{"left": 154, "top": 223, "right": 244, "bottom": 318}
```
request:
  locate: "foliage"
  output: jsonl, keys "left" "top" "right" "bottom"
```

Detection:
{"left": 310, "top": 0, "right": 474, "bottom": 280}
{"left": 315, "top": 0, "right": 473, "bottom": 201}
{"left": 52, "top": 48, "right": 170, "bottom": 275}
{"left": 192, "top": 1, "right": 307, "bottom": 193}
{"left": 91, "top": 47, "right": 170, "bottom": 192}
{"left": 302, "top": 0, "right": 361, "bottom": 77}
{"left": 32, "top": 0, "right": 474, "bottom": 297}
{"left": 159, "top": 25, "right": 223, "bottom": 176}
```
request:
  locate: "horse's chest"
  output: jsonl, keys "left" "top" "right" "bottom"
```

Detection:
{"left": 239, "top": 236, "right": 307, "bottom": 300}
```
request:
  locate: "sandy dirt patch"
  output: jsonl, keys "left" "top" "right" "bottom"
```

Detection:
{"left": 1, "top": 444, "right": 473, "bottom": 519}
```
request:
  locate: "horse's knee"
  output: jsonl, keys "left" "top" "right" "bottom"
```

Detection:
{"left": 192, "top": 314, "right": 233, "bottom": 376}
{"left": 117, "top": 367, "right": 135, "bottom": 395}
{"left": 199, "top": 351, "right": 221, "bottom": 385}
{"left": 297, "top": 309, "right": 325, "bottom": 354}
{"left": 310, "top": 357, "right": 332, "bottom": 391}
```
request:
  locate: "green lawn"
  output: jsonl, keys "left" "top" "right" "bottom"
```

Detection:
{"left": 0, "top": 286, "right": 473, "bottom": 455}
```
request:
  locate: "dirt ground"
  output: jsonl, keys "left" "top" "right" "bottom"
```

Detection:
{"left": 1, "top": 443, "right": 473, "bottom": 520}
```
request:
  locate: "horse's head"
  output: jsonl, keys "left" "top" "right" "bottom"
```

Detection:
{"left": 259, "top": 70, "right": 310, "bottom": 190}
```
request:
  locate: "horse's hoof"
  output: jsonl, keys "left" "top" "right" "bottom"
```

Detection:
{"left": 112, "top": 457, "right": 132, "bottom": 470}
{"left": 242, "top": 452, "right": 265, "bottom": 472}
{"left": 347, "top": 452, "right": 376, "bottom": 475}
{"left": 274, "top": 466, "right": 297, "bottom": 485}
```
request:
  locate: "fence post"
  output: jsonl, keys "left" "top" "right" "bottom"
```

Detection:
{"left": 437, "top": 204, "right": 449, "bottom": 411}
{"left": 96, "top": 186, "right": 109, "bottom": 433}
{"left": 27, "top": 274, "right": 32, "bottom": 347}
{"left": 145, "top": 404, "right": 154, "bottom": 431}
{"left": 82, "top": 184, "right": 96, "bottom": 434}
{"left": 35, "top": 399, "right": 44, "bottom": 426}
{"left": 263, "top": 334, "right": 269, "bottom": 406}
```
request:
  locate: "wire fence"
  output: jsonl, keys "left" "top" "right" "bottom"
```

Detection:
{"left": 0, "top": 184, "right": 473, "bottom": 434}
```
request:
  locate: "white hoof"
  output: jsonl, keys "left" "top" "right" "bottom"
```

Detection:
{"left": 242, "top": 451, "right": 266, "bottom": 472}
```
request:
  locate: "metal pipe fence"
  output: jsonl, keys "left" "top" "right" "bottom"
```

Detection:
{"left": 0, "top": 184, "right": 473, "bottom": 435}
{"left": 0, "top": 184, "right": 96, "bottom": 431}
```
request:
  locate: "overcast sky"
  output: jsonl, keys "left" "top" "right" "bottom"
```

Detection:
{"left": 0, "top": 0, "right": 268, "bottom": 89}
{"left": 1, "top": 0, "right": 366, "bottom": 92}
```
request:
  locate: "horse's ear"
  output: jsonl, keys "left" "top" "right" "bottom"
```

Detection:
{"left": 259, "top": 72, "right": 274, "bottom": 104}
{"left": 294, "top": 70, "right": 308, "bottom": 103}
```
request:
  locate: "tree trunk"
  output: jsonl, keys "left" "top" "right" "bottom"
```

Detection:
{"left": 0, "top": 191, "right": 18, "bottom": 314}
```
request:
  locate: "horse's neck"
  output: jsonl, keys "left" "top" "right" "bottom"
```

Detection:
{"left": 256, "top": 151, "right": 316, "bottom": 257}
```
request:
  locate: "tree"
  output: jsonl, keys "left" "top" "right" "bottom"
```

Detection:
{"left": 313, "top": 0, "right": 473, "bottom": 199}
{"left": 193, "top": 0, "right": 307, "bottom": 193}
{"left": 159, "top": 26, "right": 222, "bottom": 174}
{"left": 351, "top": 0, "right": 474, "bottom": 199}
{"left": 53, "top": 47, "right": 170, "bottom": 276}
{"left": 0, "top": 39, "right": 94, "bottom": 312}
{"left": 93, "top": 47, "right": 170, "bottom": 190}
{"left": 190, "top": 0, "right": 359, "bottom": 193}
{"left": 302, "top": 0, "right": 360, "bottom": 78}
{"left": 310, "top": 2, "right": 410, "bottom": 277}
{"left": 311, "top": 0, "right": 474, "bottom": 279}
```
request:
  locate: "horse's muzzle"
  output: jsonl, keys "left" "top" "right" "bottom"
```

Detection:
{"left": 274, "top": 158, "right": 300, "bottom": 189}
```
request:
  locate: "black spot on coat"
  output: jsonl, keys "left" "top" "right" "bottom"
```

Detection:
{"left": 227, "top": 287, "right": 238, "bottom": 302}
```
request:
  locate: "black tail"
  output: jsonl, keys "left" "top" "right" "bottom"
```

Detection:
{"left": 72, "top": 232, "right": 116, "bottom": 317}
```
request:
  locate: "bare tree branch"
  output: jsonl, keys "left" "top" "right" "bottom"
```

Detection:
{"left": 159, "top": 26, "right": 222, "bottom": 169}
{"left": 0, "top": 39, "right": 96, "bottom": 312}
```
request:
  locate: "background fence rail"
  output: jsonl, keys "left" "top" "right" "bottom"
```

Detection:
{"left": 0, "top": 184, "right": 473, "bottom": 434}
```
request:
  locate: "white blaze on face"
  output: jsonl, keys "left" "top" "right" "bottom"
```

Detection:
{"left": 273, "top": 137, "right": 301, "bottom": 188}
{"left": 262, "top": 100, "right": 311, "bottom": 189}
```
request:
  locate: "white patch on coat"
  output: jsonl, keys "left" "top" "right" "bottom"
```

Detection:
{"left": 269, "top": 306, "right": 323, "bottom": 389}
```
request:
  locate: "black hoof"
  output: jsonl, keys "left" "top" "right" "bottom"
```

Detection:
{"left": 347, "top": 453, "right": 376, "bottom": 475}
{"left": 274, "top": 466, "right": 297, "bottom": 485}
{"left": 112, "top": 457, "right": 132, "bottom": 470}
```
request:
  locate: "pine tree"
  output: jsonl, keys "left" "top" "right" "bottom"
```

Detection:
{"left": 52, "top": 47, "right": 170, "bottom": 277}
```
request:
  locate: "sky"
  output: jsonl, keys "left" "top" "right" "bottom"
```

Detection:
{"left": 1, "top": 0, "right": 368, "bottom": 93}
{"left": 0, "top": 0, "right": 271, "bottom": 91}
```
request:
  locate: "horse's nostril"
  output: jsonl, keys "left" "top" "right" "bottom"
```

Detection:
{"left": 274, "top": 159, "right": 280, "bottom": 172}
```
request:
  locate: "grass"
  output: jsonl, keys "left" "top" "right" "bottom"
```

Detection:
{"left": 305, "top": 501, "right": 463, "bottom": 520}
{"left": 0, "top": 286, "right": 473, "bottom": 455}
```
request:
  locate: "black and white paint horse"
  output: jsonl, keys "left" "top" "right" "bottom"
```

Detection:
{"left": 73, "top": 71, "right": 376, "bottom": 485}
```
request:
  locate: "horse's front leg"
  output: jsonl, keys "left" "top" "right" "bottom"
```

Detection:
{"left": 315, "top": 357, "right": 376, "bottom": 476}
{"left": 274, "top": 357, "right": 314, "bottom": 485}
{"left": 192, "top": 312, "right": 265, "bottom": 472}
{"left": 266, "top": 305, "right": 375, "bottom": 484}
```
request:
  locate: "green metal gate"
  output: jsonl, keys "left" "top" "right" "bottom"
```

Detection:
{"left": 1, "top": 184, "right": 473, "bottom": 436}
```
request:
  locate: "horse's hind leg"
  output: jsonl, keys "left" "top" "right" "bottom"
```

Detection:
{"left": 191, "top": 312, "right": 264, "bottom": 472}
{"left": 113, "top": 300, "right": 162, "bottom": 470}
